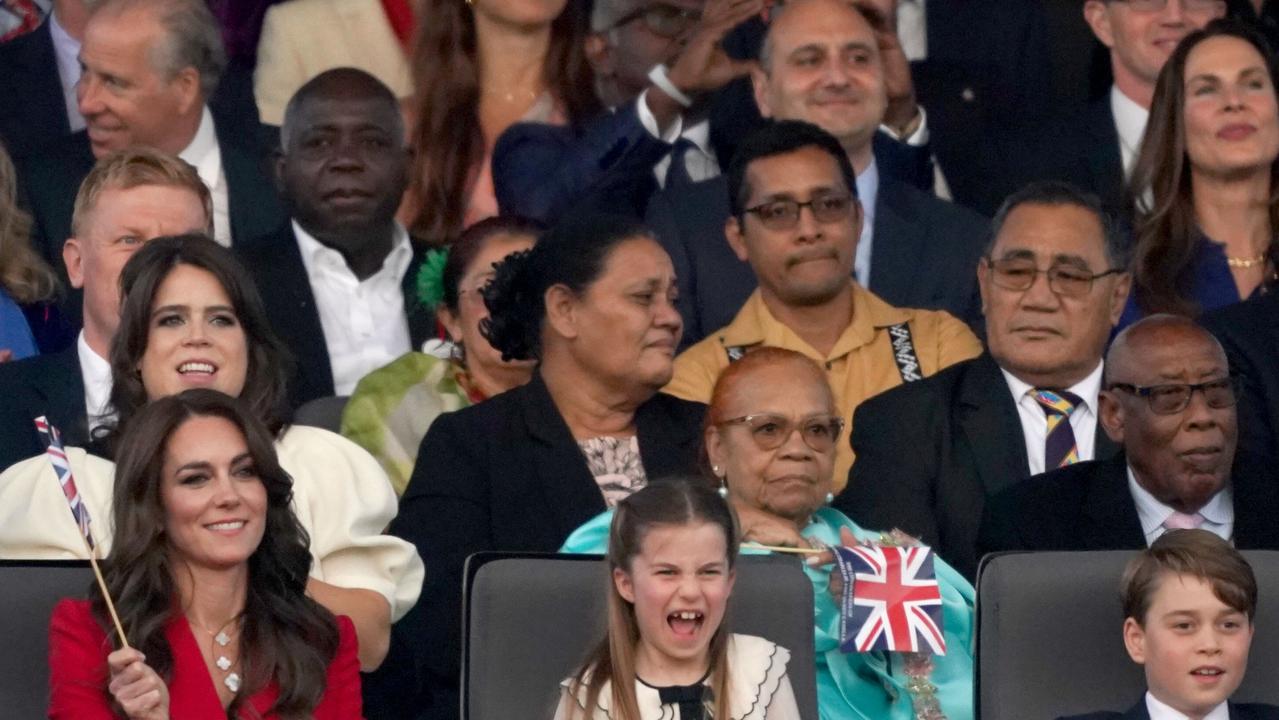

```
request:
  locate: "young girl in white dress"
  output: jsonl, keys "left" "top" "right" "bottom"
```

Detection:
{"left": 553, "top": 479, "right": 803, "bottom": 720}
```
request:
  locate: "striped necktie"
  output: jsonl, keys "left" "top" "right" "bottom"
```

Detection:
{"left": 1032, "top": 389, "right": 1083, "bottom": 470}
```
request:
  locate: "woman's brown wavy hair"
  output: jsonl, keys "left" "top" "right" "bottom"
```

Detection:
{"left": 1128, "top": 18, "right": 1279, "bottom": 316}
{"left": 0, "top": 141, "right": 57, "bottom": 304}
{"left": 403, "top": 0, "right": 600, "bottom": 242}
{"left": 95, "top": 389, "right": 338, "bottom": 719}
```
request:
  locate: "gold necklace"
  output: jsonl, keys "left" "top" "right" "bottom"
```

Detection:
{"left": 481, "top": 86, "right": 539, "bottom": 103}
{"left": 1227, "top": 252, "right": 1268, "bottom": 269}
{"left": 189, "top": 615, "right": 243, "bottom": 694}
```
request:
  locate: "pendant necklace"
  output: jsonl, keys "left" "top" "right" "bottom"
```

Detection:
{"left": 191, "top": 615, "right": 243, "bottom": 693}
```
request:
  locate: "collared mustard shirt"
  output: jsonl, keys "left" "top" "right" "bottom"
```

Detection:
{"left": 666, "top": 284, "right": 982, "bottom": 490}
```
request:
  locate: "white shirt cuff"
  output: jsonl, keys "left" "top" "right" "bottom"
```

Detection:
{"left": 638, "top": 88, "right": 684, "bottom": 142}
{"left": 879, "top": 104, "right": 929, "bottom": 146}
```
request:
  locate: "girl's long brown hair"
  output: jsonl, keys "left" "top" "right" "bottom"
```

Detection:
{"left": 404, "top": 0, "right": 600, "bottom": 243}
{"left": 567, "top": 479, "right": 739, "bottom": 720}
{"left": 1128, "top": 19, "right": 1279, "bottom": 316}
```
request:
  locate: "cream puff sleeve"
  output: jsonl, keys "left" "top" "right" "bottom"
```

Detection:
{"left": 0, "top": 448, "right": 117, "bottom": 559}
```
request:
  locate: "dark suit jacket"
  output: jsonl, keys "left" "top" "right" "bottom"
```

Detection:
{"left": 376, "top": 374, "right": 706, "bottom": 720}
{"left": 1060, "top": 698, "right": 1279, "bottom": 720}
{"left": 235, "top": 222, "right": 433, "bottom": 409}
{"left": 1203, "top": 291, "right": 1279, "bottom": 467}
{"left": 18, "top": 124, "right": 284, "bottom": 282}
{"left": 835, "top": 354, "right": 1122, "bottom": 579}
{"left": 0, "top": 347, "right": 87, "bottom": 472}
{"left": 649, "top": 164, "right": 988, "bottom": 349}
{"left": 916, "top": 0, "right": 1054, "bottom": 214}
{"left": 978, "top": 452, "right": 1279, "bottom": 557}
{"left": 492, "top": 99, "right": 671, "bottom": 225}
{"left": 0, "top": 18, "right": 68, "bottom": 160}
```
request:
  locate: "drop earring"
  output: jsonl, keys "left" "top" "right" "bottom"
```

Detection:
{"left": 824, "top": 492, "right": 834, "bottom": 504}
{"left": 712, "top": 467, "right": 728, "bottom": 498}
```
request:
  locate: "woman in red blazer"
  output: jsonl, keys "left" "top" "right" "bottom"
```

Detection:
{"left": 47, "top": 390, "right": 363, "bottom": 719}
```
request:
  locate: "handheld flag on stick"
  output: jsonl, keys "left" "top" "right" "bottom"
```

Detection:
{"left": 34, "top": 416, "right": 129, "bottom": 648}
{"left": 832, "top": 543, "right": 946, "bottom": 655}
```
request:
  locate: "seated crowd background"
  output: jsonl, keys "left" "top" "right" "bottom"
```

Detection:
{"left": 4, "top": 0, "right": 1279, "bottom": 718}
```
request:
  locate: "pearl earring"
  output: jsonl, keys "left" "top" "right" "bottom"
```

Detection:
{"left": 824, "top": 492, "right": 834, "bottom": 504}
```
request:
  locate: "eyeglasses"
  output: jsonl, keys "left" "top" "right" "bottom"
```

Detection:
{"left": 1107, "top": 0, "right": 1225, "bottom": 13}
{"left": 984, "top": 257, "right": 1124, "bottom": 297}
{"left": 611, "top": 3, "right": 702, "bottom": 38}
{"left": 716, "top": 413, "right": 845, "bottom": 452}
{"left": 743, "top": 194, "right": 856, "bottom": 231}
{"left": 1108, "top": 376, "right": 1240, "bottom": 415}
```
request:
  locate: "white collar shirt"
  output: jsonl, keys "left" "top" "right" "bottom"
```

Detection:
{"left": 76, "top": 330, "right": 113, "bottom": 433}
{"left": 1000, "top": 361, "right": 1104, "bottom": 476}
{"left": 853, "top": 158, "right": 879, "bottom": 288}
{"left": 1145, "top": 691, "right": 1229, "bottom": 720}
{"left": 1111, "top": 84, "right": 1150, "bottom": 179}
{"left": 1129, "top": 465, "right": 1234, "bottom": 546}
{"left": 48, "top": 9, "right": 85, "bottom": 132}
{"left": 896, "top": 0, "right": 927, "bottom": 62}
{"left": 293, "top": 220, "right": 414, "bottom": 396}
{"left": 635, "top": 92, "right": 720, "bottom": 186}
{"left": 179, "top": 107, "right": 230, "bottom": 246}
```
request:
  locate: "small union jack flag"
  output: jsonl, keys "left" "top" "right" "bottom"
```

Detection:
{"left": 832, "top": 544, "right": 946, "bottom": 655}
{"left": 34, "top": 416, "right": 95, "bottom": 551}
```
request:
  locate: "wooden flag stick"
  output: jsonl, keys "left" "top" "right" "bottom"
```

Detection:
{"left": 84, "top": 539, "right": 130, "bottom": 649}
{"left": 742, "top": 542, "right": 826, "bottom": 555}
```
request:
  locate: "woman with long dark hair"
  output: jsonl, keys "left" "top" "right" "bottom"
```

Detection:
{"left": 48, "top": 389, "right": 361, "bottom": 718}
{"left": 1125, "top": 19, "right": 1279, "bottom": 326}
{"left": 0, "top": 236, "right": 423, "bottom": 671}
{"left": 400, "top": 0, "right": 600, "bottom": 241}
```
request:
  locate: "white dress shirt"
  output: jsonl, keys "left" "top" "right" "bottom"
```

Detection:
{"left": 1145, "top": 691, "right": 1229, "bottom": 720}
{"left": 293, "top": 220, "right": 414, "bottom": 395}
{"left": 1000, "top": 361, "right": 1104, "bottom": 476}
{"left": 48, "top": 8, "right": 85, "bottom": 133}
{"left": 76, "top": 330, "right": 113, "bottom": 433}
{"left": 1111, "top": 85, "right": 1150, "bottom": 179}
{"left": 179, "top": 107, "right": 230, "bottom": 246}
{"left": 896, "top": 0, "right": 927, "bottom": 62}
{"left": 636, "top": 91, "right": 720, "bottom": 186}
{"left": 853, "top": 158, "right": 879, "bottom": 288}
{"left": 1129, "top": 465, "right": 1234, "bottom": 546}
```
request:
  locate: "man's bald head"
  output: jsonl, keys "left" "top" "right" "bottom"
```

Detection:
{"left": 1101, "top": 314, "right": 1237, "bottom": 515}
{"left": 280, "top": 68, "right": 405, "bottom": 150}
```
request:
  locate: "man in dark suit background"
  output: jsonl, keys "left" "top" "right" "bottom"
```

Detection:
{"left": 651, "top": 0, "right": 986, "bottom": 349}
{"left": 237, "top": 68, "right": 431, "bottom": 409}
{"left": 17, "top": 0, "right": 282, "bottom": 283}
{"left": 835, "top": 181, "right": 1131, "bottom": 579}
{"left": 0, "top": 0, "right": 90, "bottom": 160}
{"left": 1204, "top": 291, "right": 1279, "bottom": 472}
{"left": 0, "top": 148, "right": 210, "bottom": 471}
{"left": 979, "top": 314, "right": 1279, "bottom": 557}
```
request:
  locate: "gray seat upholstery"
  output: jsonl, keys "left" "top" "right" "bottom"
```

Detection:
{"left": 292, "top": 395, "right": 350, "bottom": 434}
{"left": 976, "top": 550, "right": 1279, "bottom": 719}
{"left": 0, "top": 560, "right": 93, "bottom": 717}
{"left": 463, "top": 552, "right": 818, "bottom": 720}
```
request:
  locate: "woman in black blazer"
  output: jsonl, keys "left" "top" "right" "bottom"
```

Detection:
{"left": 379, "top": 212, "right": 706, "bottom": 720}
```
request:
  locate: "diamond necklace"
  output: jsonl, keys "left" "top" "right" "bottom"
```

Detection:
{"left": 190, "top": 615, "right": 243, "bottom": 694}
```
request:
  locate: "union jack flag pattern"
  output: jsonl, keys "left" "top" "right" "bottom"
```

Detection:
{"left": 34, "top": 416, "right": 95, "bottom": 551}
{"left": 832, "top": 544, "right": 946, "bottom": 655}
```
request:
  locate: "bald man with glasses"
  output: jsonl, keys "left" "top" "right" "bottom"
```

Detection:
{"left": 664, "top": 119, "right": 982, "bottom": 490}
{"left": 979, "top": 313, "right": 1279, "bottom": 559}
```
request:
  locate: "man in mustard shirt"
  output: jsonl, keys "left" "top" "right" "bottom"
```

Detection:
{"left": 665, "top": 119, "right": 980, "bottom": 489}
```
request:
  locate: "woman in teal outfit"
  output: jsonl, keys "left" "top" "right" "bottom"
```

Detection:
{"left": 562, "top": 348, "right": 975, "bottom": 720}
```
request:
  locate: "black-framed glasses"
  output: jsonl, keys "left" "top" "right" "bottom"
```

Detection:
{"left": 984, "top": 257, "right": 1124, "bottom": 297}
{"left": 1107, "top": 0, "right": 1225, "bottom": 12}
{"left": 610, "top": 3, "right": 701, "bottom": 38}
{"left": 743, "top": 194, "right": 856, "bottom": 231}
{"left": 1108, "top": 376, "right": 1240, "bottom": 415}
{"left": 716, "top": 413, "right": 845, "bottom": 452}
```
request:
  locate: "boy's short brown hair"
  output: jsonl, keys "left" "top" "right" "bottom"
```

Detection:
{"left": 1121, "top": 529, "right": 1258, "bottom": 626}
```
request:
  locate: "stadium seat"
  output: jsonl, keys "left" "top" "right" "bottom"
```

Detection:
{"left": 0, "top": 560, "right": 93, "bottom": 717}
{"left": 462, "top": 552, "right": 819, "bottom": 720}
{"left": 976, "top": 550, "right": 1279, "bottom": 719}
{"left": 292, "top": 395, "right": 350, "bottom": 434}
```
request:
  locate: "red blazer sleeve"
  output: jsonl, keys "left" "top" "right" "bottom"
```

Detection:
{"left": 315, "top": 615, "right": 364, "bottom": 719}
{"left": 48, "top": 598, "right": 117, "bottom": 720}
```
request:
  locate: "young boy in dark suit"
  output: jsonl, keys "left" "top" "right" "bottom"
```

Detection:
{"left": 1061, "top": 529, "right": 1279, "bottom": 720}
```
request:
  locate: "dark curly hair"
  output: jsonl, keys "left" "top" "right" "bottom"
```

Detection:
{"left": 480, "top": 212, "right": 652, "bottom": 361}
{"left": 96, "top": 389, "right": 339, "bottom": 719}
{"left": 103, "top": 235, "right": 292, "bottom": 450}
{"left": 440, "top": 216, "right": 543, "bottom": 316}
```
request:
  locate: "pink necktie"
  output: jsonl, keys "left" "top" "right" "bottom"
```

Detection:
{"left": 1163, "top": 511, "right": 1205, "bottom": 531}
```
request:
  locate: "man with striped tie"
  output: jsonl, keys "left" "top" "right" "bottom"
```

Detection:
{"left": 834, "top": 180, "right": 1130, "bottom": 580}
{"left": 979, "top": 314, "right": 1279, "bottom": 557}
